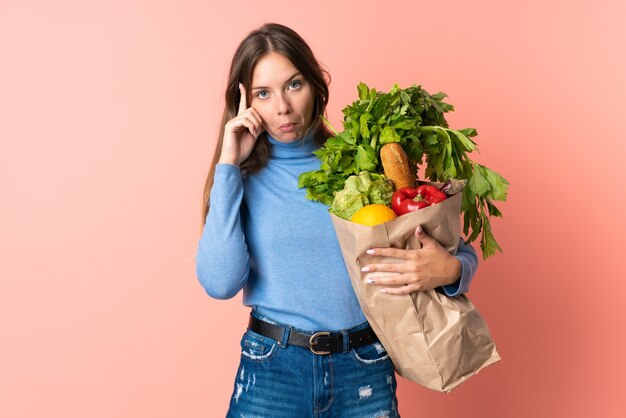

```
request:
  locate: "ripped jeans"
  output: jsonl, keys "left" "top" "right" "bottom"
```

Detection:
{"left": 226, "top": 311, "right": 400, "bottom": 418}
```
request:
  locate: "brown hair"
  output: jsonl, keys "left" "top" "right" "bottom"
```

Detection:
{"left": 199, "top": 23, "right": 332, "bottom": 228}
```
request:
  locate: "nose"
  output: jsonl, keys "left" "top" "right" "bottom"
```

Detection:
{"left": 276, "top": 92, "right": 292, "bottom": 115}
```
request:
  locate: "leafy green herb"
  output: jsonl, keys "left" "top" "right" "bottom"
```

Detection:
{"left": 298, "top": 83, "right": 509, "bottom": 258}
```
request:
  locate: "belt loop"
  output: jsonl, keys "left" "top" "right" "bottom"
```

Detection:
{"left": 341, "top": 329, "right": 350, "bottom": 353}
{"left": 278, "top": 326, "right": 291, "bottom": 349}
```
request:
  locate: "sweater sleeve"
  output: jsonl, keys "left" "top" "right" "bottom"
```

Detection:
{"left": 195, "top": 164, "right": 250, "bottom": 299}
{"left": 441, "top": 238, "right": 478, "bottom": 297}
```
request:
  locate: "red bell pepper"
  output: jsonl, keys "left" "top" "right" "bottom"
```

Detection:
{"left": 391, "top": 185, "right": 448, "bottom": 216}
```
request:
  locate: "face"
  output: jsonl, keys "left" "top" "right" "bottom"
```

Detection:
{"left": 249, "top": 52, "right": 315, "bottom": 143}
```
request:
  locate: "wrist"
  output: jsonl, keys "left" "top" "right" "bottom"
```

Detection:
{"left": 218, "top": 156, "right": 240, "bottom": 166}
{"left": 445, "top": 255, "right": 462, "bottom": 285}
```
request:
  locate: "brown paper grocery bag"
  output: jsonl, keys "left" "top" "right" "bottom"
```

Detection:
{"left": 330, "top": 188, "right": 501, "bottom": 392}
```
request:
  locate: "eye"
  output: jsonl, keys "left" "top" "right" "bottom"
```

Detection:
{"left": 255, "top": 90, "right": 269, "bottom": 99}
{"left": 288, "top": 80, "right": 302, "bottom": 89}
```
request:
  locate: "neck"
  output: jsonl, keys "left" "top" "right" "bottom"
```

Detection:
{"left": 266, "top": 128, "right": 318, "bottom": 159}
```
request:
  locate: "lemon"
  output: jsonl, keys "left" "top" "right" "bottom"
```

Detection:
{"left": 350, "top": 204, "right": 397, "bottom": 226}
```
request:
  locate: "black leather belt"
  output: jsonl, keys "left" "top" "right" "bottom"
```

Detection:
{"left": 247, "top": 315, "right": 379, "bottom": 355}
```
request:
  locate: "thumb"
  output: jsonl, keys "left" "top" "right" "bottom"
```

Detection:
{"left": 415, "top": 225, "right": 438, "bottom": 249}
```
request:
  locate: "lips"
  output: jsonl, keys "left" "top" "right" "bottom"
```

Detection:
{"left": 278, "top": 122, "right": 297, "bottom": 132}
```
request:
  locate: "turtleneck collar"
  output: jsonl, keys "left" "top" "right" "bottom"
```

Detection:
{"left": 266, "top": 127, "right": 319, "bottom": 159}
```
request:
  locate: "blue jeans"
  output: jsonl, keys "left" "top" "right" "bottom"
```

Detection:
{"left": 226, "top": 312, "right": 400, "bottom": 418}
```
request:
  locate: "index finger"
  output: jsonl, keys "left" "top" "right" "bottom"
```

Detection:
{"left": 237, "top": 83, "right": 247, "bottom": 115}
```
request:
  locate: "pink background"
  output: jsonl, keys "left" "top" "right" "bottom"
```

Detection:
{"left": 1, "top": 1, "right": 625, "bottom": 417}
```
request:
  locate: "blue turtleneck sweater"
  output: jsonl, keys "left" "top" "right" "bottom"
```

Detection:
{"left": 195, "top": 131, "right": 478, "bottom": 331}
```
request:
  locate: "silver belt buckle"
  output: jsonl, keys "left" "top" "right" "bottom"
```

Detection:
{"left": 309, "top": 331, "right": 331, "bottom": 355}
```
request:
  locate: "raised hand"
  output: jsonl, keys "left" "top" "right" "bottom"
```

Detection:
{"left": 218, "top": 83, "right": 265, "bottom": 166}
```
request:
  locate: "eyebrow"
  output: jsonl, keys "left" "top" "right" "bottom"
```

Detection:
{"left": 251, "top": 72, "right": 303, "bottom": 91}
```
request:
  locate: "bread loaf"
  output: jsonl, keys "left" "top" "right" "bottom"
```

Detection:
{"left": 380, "top": 143, "right": 415, "bottom": 190}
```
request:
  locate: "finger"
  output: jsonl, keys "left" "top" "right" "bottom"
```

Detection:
{"left": 237, "top": 83, "right": 247, "bottom": 115}
{"left": 246, "top": 107, "right": 265, "bottom": 133}
{"left": 365, "top": 273, "right": 417, "bottom": 287}
{"left": 237, "top": 117, "right": 257, "bottom": 136}
{"left": 242, "top": 109, "right": 263, "bottom": 133}
{"left": 364, "top": 247, "right": 416, "bottom": 260}
{"left": 415, "top": 224, "right": 439, "bottom": 249}
{"left": 228, "top": 114, "right": 255, "bottom": 136}
{"left": 379, "top": 284, "right": 421, "bottom": 295}
{"left": 234, "top": 107, "right": 263, "bottom": 137}
{"left": 361, "top": 262, "right": 409, "bottom": 274}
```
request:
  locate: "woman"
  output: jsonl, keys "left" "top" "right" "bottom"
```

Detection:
{"left": 196, "top": 23, "right": 478, "bottom": 417}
